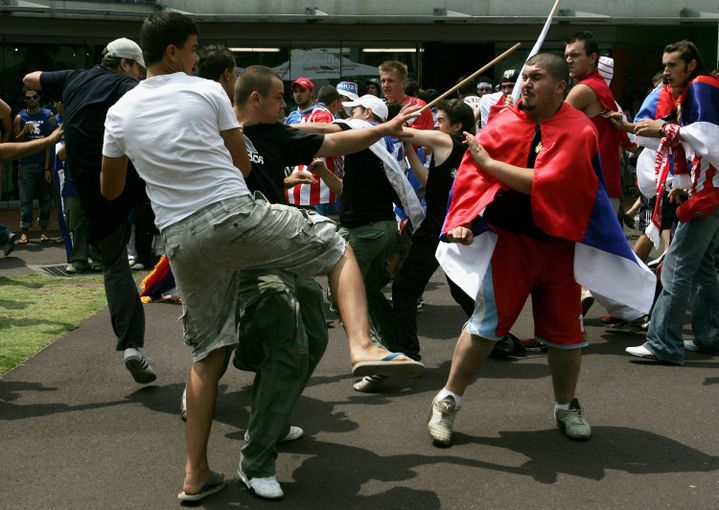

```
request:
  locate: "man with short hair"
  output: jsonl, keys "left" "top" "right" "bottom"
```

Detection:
{"left": 99, "top": 13, "right": 422, "bottom": 502}
{"left": 564, "top": 32, "right": 625, "bottom": 317}
{"left": 626, "top": 40, "right": 719, "bottom": 364}
{"left": 389, "top": 99, "right": 476, "bottom": 368}
{"left": 196, "top": 44, "right": 236, "bottom": 99}
{"left": 24, "top": 37, "right": 154, "bottom": 384}
{"left": 564, "top": 31, "right": 623, "bottom": 212}
{"left": 427, "top": 53, "right": 649, "bottom": 446}
{"left": 13, "top": 86, "right": 56, "bottom": 244}
{"left": 285, "top": 84, "right": 344, "bottom": 215}
{"left": 379, "top": 60, "right": 434, "bottom": 130}
{"left": 285, "top": 76, "right": 315, "bottom": 124}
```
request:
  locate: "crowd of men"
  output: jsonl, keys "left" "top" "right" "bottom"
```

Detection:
{"left": 0, "top": 10, "right": 717, "bottom": 503}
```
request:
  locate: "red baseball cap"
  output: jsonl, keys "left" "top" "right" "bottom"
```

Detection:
{"left": 291, "top": 77, "right": 314, "bottom": 90}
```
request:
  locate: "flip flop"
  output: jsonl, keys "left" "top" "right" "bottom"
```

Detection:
{"left": 352, "top": 352, "right": 425, "bottom": 378}
{"left": 40, "top": 234, "right": 49, "bottom": 242}
{"left": 17, "top": 234, "right": 29, "bottom": 245}
{"left": 177, "top": 471, "right": 226, "bottom": 502}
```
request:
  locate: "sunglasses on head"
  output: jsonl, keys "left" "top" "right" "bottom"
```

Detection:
{"left": 25, "top": 95, "right": 39, "bottom": 100}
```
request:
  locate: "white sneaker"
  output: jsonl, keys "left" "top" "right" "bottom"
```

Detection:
{"left": 123, "top": 347, "right": 157, "bottom": 384}
{"left": 684, "top": 340, "right": 717, "bottom": 354}
{"left": 555, "top": 399, "right": 592, "bottom": 440}
{"left": 238, "top": 463, "right": 284, "bottom": 499}
{"left": 427, "top": 395, "right": 459, "bottom": 446}
{"left": 280, "top": 425, "right": 303, "bottom": 443}
{"left": 353, "top": 375, "right": 389, "bottom": 392}
{"left": 244, "top": 425, "right": 303, "bottom": 443}
{"left": 625, "top": 345, "right": 657, "bottom": 360}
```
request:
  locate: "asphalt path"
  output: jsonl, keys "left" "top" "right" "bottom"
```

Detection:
{"left": 1, "top": 238, "right": 718, "bottom": 509}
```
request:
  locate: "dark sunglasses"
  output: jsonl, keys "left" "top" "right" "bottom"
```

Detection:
{"left": 25, "top": 95, "right": 39, "bottom": 100}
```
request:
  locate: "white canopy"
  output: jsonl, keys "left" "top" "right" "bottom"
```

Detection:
{"left": 271, "top": 49, "right": 378, "bottom": 81}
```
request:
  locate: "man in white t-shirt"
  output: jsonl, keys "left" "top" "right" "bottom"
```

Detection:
{"left": 100, "top": 11, "right": 423, "bottom": 503}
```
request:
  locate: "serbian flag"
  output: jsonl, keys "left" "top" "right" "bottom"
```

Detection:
{"left": 436, "top": 102, "right": 655, "bottom": 321}
{"left": 634, "top": 84, "right": 677, "bottom": 198}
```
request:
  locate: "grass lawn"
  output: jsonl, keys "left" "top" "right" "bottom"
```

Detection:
{"left": 0, "top": 272, "right": 107, "bottom": 375}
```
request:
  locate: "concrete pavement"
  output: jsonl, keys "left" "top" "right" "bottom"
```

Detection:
{"left": 1, "top": 236, "right": 718, "bottom": 509}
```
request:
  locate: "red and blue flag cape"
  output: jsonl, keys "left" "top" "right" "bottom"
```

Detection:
{"left": 436, "top": 102, "right": 655, "bottom": 320}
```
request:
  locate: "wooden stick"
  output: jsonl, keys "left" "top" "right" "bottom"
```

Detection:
{"left": 420, "top": 42, "right": 522, "bottom": 112}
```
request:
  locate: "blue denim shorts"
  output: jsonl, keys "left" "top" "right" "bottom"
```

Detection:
{"left": 162, "top": 193, "right": 344, "bottom": 362}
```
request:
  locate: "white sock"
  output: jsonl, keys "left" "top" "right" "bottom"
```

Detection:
{"left": 554, "top": 402, "right": 570, "bottom": 412}
{"left": 437, "top": 388, "right": 462, "bottom": 409}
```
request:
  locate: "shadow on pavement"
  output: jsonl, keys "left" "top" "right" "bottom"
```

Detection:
{"left": 450, "top": 426, "right": 719, "bottom": 483}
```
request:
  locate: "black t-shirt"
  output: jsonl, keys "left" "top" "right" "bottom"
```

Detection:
{"left": 416, "top": 134, "right": 466, "bottom": 238}
{"left": 41, "top": 66, "right": 137, "bottom": 177}
{"left": 40, "top": 66, "right": 143, "bottom": 240}
{"left": 483, "top": 124, "right": 549, "bottom": 239}
{"left": 242, "top": 123, "right": 324, "bottom": 204}
{"left": 338, "top": 123, "right": 399, "bottom": 228}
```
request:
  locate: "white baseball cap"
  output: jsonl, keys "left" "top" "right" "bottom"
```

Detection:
{"left": 103, "top": 37, "right": 146, "bottom": 68}
{"left": 342, "top": 94, "right": 388, "bottom": 121}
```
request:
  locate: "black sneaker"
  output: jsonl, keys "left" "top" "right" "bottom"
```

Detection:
{"left": 3, "top": 233, "right": 17, "bottom": 257}
{"left": 123, "top": 347, "right": 157, "bottom": 384}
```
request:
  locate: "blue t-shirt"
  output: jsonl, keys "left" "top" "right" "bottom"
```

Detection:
{"left": 18, "top": 108, "right": 54, "bottom": 165}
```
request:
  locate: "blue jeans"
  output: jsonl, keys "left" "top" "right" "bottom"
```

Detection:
{"left": 644, "top": 208, "right": 719, "bottom": 363}
{"left": 18, "top": 161, "right": 53, "bottom": 230}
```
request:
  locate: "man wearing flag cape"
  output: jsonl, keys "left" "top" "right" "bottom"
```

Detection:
{"left": 428, "top": 53, "right": 655, "bottom": 446}
{"left": 624, "top": 40, "right": 719, "bottom": 364}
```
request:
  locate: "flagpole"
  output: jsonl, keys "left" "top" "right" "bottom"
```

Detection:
{"left": 419, "top": 43, "right": 522, "bottom": 113}
{"left": 511, "top": 0, "right": 561, "bottom": 103}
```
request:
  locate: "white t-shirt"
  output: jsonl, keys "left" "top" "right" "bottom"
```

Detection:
{"left": 103, "top": 72, "right": 249, "bottom": 230}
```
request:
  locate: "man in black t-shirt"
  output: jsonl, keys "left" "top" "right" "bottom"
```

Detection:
{"left": 232, "top": 65, "right": 424, "bottom": 498}
{"left": 390, "top": 100, "right": 475, "bottom": 369}
{"left": 23, "top": 38, "right": 156, "bottom": 385}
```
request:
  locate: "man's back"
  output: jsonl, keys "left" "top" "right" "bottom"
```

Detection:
{"left": 103, "top": 72, "right": 246, "bottom": 230}
{"left": 41, "top": 66, "right": 136, "bottom": 175}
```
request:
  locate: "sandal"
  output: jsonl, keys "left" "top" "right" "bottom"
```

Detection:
{"left": 17, "top": 233, "right": 29, "bottom": 245}
{"left": 40, "top": 234, "right": 50, "bottom": 242}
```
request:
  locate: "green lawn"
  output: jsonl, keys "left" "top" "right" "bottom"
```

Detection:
{"left": 0, "top": 273, "right": 107, "bottom": 374}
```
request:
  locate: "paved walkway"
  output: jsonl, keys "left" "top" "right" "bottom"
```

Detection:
{"left": 1, "top": 236, "right": 718, "bottom": 509}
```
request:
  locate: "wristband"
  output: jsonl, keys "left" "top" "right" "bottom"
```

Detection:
{"left": 660, "top": 123, "right": 679, "bottom": 140}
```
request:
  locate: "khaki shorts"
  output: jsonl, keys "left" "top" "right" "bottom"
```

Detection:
{"left": 162, "top": 193, "right": 345, "bottom": 362}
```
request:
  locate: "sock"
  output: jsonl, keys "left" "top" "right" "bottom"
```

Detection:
{"left": 437, "top": 388, "right": 462, "bottom": 409}
{"left": 554, "top": 402, "right": 570, "bottom": 412}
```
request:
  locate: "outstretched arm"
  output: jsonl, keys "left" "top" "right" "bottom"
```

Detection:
{"left": 315, "top": 104, "right": 420, "bottom": 157}
{"left": 401, "top": 127, "right": 454, "bottom": 166}
{"left": 0, "top": 125, "right": 63, "bottom": 161}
